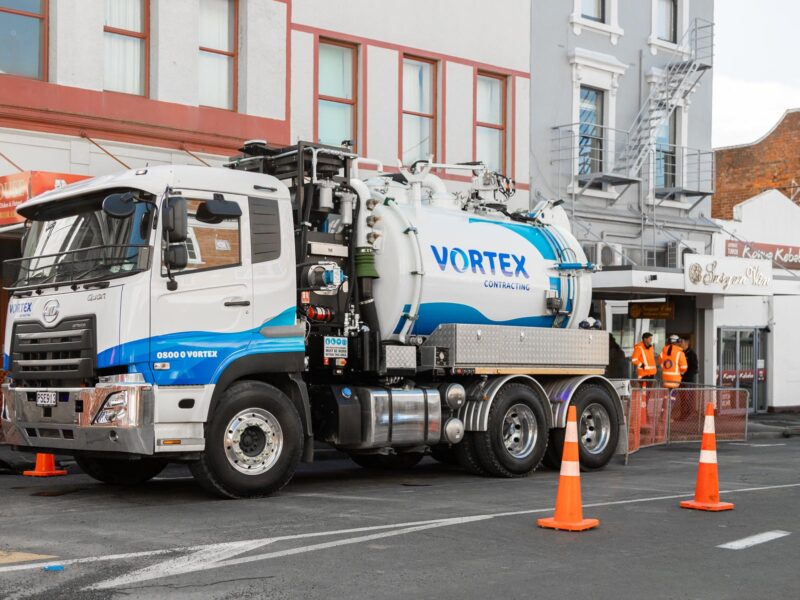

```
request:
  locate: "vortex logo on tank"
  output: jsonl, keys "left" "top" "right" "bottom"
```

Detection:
{"left": 430, "top": 246, "right": 529, "bottom": 278}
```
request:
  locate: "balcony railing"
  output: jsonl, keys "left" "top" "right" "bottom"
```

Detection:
{"left": 654, "top": 142, "right": 715, "bottom": 199}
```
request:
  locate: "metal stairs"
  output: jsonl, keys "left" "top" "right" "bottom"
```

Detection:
{"left": 617, "top": 18, "right": 714, "bottom": 178}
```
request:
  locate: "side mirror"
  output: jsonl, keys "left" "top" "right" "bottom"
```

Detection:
{"left": 166, "top": 244, "right": 188, "bottom": 271}
{"left": 163, "top": 196, "right": 188, "bottom": 243}
{"left": 196, "top": 198, "right": 242, "bottom": 224}
{"left": 102, "top": 192, "right": 137, "bottom": 219}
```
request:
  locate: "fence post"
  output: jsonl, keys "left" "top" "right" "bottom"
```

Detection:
{"left": 666, "top": 389, "right": 673, "bottom": 445}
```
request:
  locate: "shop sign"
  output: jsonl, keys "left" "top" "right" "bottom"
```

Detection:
{"left": 719, "top": 369, "right": 767, "bottom": 386}
{"left": 725, "top": 239, "right": 800, "bottom": 270}
{"left": 627, "top": 301, "right": 675, "bottom": 320}
{"left": 0, "top": 172, "right": 89, "bottom": 226}
{"left": 684, "top": 255, "right": 773, "bottom": 296}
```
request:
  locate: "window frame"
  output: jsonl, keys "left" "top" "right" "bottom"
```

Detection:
{"left": 474, "top": 71, "right": 507, "bottom": 174}
{"left": 400, "top": 54, "right": 437, "bottom": 166}
{"left": 578, "top": 84, "right": 605, "bottom": 176}
{"left": 0, "top": 0, "right": 49, "bottom": 81}
{"left": 103, "top": 0, "right": 150, "bottom": 97}
{"left": 316, "top": 38, "right": 358, "bottom": 149}
{"left": 656, "top": 0, "right": 677, "bottom": 43}
{"left": 581, "top": 0, "right": 605, "bottom": 23}
{"left": 198, "top": 0, "right": 238, "bottom": 111}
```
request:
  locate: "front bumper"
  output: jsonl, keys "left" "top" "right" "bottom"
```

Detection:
{"left": 1, "top": 383, "right": 155, "bottom": 456}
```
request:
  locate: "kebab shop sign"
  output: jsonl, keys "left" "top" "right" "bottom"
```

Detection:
{"left": 0, "top": 171, "right": 88, "bottom": 226}
{"left": 684, "top": 255, "right": 773, "bottom": 296}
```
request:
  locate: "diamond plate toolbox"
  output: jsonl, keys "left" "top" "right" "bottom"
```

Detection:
{"left": 422, "top": 324, "right": 608, "bottom": 368}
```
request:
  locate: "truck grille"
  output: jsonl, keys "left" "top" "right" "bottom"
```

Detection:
{"left": 10, "top": 316, "right": 96, "bottom": 387}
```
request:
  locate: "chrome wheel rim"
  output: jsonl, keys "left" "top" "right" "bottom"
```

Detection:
{"left": 224, "top": 408, "right": 283, "bottom": 475}
{"left": 502, "top": 403, "right": 537, "bottom": 459}
{"left": 580, "top": 403, "right": 611, "bottom": 455}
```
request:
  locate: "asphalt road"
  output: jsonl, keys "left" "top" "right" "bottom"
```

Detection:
{"left": 0, "top": 440, "right": 798, "bottom": 600}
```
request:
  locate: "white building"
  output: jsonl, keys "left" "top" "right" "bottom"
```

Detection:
{"left": 710, "top": 190, "right": 800, "bottom": 412}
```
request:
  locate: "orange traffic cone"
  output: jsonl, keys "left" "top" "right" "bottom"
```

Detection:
{"left": 23, "top": 453, "right": 67, "bottom": 477}
{"left": 680, "top": 403, "right": 734, "bottom": 512}
{"left": 538, "top": 405, "right": 599, "bottom": 531}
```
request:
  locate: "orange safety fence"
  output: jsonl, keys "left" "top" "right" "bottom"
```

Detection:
{"left": 622, "top": 385, "right": 749, "bottom": 462}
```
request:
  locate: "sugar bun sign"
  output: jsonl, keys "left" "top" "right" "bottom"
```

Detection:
{"left": 684, "top": 255, "right": 773, "bottom": 296}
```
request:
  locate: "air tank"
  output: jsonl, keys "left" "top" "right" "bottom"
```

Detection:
{"left": 365, "top": 179, "right": 592, "bottom": 341}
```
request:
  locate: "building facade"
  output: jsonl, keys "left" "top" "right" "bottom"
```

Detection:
{"left": 0, "top": 0, "right": 531, "bottom": 198}
{"left": 529, "top": 0, "right": 725, "bottom": 393}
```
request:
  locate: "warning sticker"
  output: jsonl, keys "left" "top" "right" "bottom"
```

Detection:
{"left": 324, "top": 336, "right": 348, "bottom": 358}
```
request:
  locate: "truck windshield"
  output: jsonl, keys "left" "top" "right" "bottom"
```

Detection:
{"left": 5, "top": 190, "right": 153, "bottom": 290}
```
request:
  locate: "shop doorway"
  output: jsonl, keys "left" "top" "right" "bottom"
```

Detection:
{"left": 718, "top": 328, "right": 768, "bottom": 413}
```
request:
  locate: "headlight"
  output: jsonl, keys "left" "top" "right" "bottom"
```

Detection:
{"left": 93, "top": 391, "right": 129, "bottom": 425}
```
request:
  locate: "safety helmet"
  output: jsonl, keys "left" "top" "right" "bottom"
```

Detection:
{"left": 668, "top": 334, "right": 680, "bottom": 344}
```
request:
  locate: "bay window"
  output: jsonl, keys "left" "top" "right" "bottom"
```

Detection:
{"left": 199, "top": 0, "right": 236, "bottom": 110}
{"left": 402, "top": 57, "right": 436, "bottom": 165}
{"left": 317, "top": 41, "right": 357, "bottom": 148}
{"left": 0, "top": 0, "right": 47, "bottom": 80}
{"left": 475, "top": 73, "right": 506, "bottom": 174}
{"left": 104, "top": 0, "right": 147, "bottom": 95}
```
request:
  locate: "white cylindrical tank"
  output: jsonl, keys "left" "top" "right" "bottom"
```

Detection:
{"left": 369, "top": 200, "right": 592, "bottom": 341}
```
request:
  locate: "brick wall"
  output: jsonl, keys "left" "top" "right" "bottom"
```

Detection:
{"left": 713, "top": 110, "right": 800, "bottom": 219}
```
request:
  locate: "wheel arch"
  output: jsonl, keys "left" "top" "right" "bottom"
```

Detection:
{"left": 457, "top": 375, "right": 554, "bottom": 432}
{"left": 541, "top": 375, "right": 627, "bottom": 454}
{"left": 209, "top": 353, "right": 313, "bottom": 461}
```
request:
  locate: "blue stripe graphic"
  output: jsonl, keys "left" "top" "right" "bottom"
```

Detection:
{"left": 97, "top": 307, "right": 302, "bottom": 385}
{"left": 392, "top": 302, "right": 555, "bottom": 336}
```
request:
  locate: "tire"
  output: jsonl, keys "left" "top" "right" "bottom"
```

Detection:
{"left": 430, "top": 444, "right": 459, "bottom": 466}
{"left": 350, "top": 452, "right": 423, "bottom": 469}
{"left": 190, "top": 380, "right": 303, "bottom": 499}
{"left": 453, "top": 433, "right": 489, "bottom": 476}
{"left": 473, "top": 383, "right": 549, "bottom": 477}
{"left": 75, "top": 456, "right": 167, "bottom": 485}
{"left": 545, "top": 383, "right": 620, "bottom": 471}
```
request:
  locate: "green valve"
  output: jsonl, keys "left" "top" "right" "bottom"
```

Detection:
{"left": 355, "top": 247, "right": 379, "bottom": 278}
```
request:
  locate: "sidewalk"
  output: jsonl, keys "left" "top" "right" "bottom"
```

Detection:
{"left": 748, "top": 412, "right": 800, "bottom": 439}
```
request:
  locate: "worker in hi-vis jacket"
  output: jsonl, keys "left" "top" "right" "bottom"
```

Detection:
{"left": 659, "top": 335, "right": 688, "bottom": 389}
{"left": 631, "top": 332, "right": 657, "bottom": 387}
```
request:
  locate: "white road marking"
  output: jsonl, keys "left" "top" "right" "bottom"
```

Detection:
{"left": 730, "top": 443, "right": 786, "bottom": 448}
{"left": 0, "top": 481, "right": 797, "bottom": 587}
{"left": 91, "top": 515, "right": 493, "bottom": 590}
{"left": 717, "top": 530, "right": 791, "bottom": 550}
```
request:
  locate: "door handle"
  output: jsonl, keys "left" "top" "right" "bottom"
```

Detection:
{"left": 224, "top": 299, "right": 250, "bottom": 307}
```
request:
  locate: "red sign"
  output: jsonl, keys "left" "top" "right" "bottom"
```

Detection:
{"left": 0, "top": 172, "right": 89, "bottom": 226}
{"left": 725, "top": 239, "right": 800, "bottom": 270}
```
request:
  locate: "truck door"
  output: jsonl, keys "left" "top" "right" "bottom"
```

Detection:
{"left": 150, "top": 193, "right": 253, "bottom": 386}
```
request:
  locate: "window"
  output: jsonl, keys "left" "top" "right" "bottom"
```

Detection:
{"left": 402, "top": 57, "right": 436, "bottom": 165}
{"left": 177, "top": 199, "right": 241, "bottom": 273}
{"left": 317, "top": 41, "right": 356, "bottom": 148}
{"left": 104, "top": 0, "right": 147, "bottom": 95}
{"left": 578, "top": 86, "right": 604, "bottom": 175}
{"left": 656, "top": 0, "right": 677, "bottom": 43}
{"left": 0, "top": 0, "right": 47, "bottom": 80}
{"left": 581, "top": 0, "right": 605, "bottom": 22}
{"left": 199, "top": 0, "right": 236, "bottom": 110}
{"left": 655, "top": 112, "right": 677, "bottom": 189}
{"left": 475, "top": 73, "right": 506, "bottom": 173}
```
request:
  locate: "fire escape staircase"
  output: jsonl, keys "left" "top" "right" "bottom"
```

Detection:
{"left": 561, "top": 18, "right": 714, "bottom": 206}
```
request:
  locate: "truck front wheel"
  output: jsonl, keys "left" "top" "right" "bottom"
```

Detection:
{"left": 190, "top": 381, "right": 303, "bottom": 499}
{"left": 75, "top": 456, "right": 167, "bottom": 485}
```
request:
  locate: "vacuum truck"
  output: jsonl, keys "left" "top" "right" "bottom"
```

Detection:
{"left": 0, "top": 141, "right": 623, "bottom": 498}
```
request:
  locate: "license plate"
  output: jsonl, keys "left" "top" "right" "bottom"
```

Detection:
{"left": 36, "top": 391, "right": 57, "bottom": 407}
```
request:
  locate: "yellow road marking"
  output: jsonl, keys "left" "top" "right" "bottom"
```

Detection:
{"left": 0, "top": 551, "right": 56, "bottom": 565}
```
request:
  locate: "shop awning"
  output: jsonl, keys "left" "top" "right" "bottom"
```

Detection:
{"left": 0, "top": 171, "right": 89, "bottom": 226}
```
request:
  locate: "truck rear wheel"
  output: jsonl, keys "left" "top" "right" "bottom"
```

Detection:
{"left": 190, "top": 381, "right": 303, "bottom": 499}
{"left": 473, "top": 383, "right": 549, "bottom": 477}
{"left": 453, "top": 433, "right": 489, "bottom": 475}
{"left": 75, "top": 456, "right": 167, "bottom": 485}
{"left": 544, "top": 383, "right": 619, "bottom": 471}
